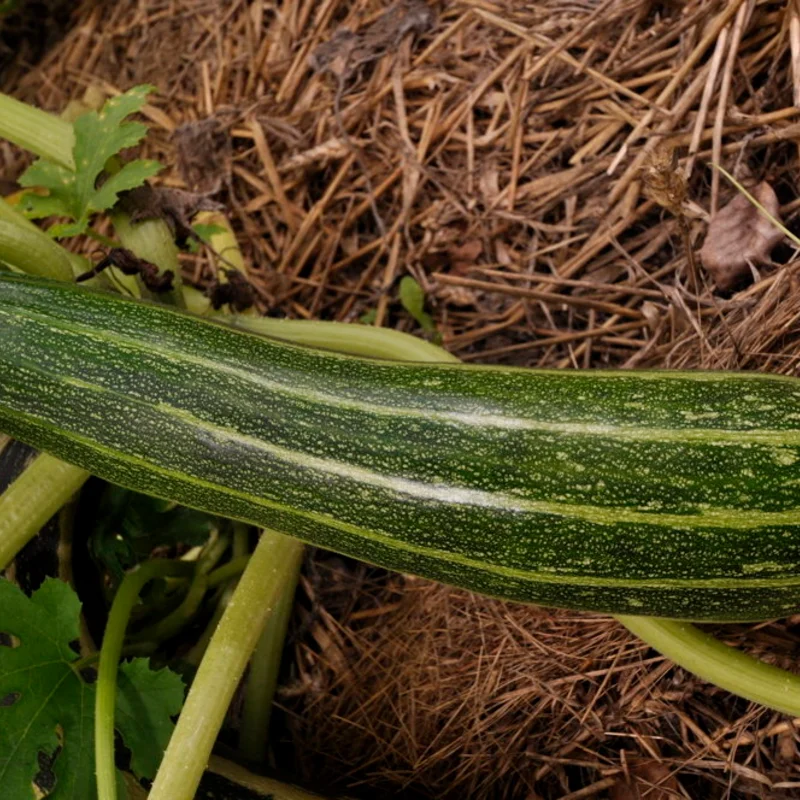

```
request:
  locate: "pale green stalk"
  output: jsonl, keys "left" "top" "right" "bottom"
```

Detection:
{"left": 129, "top": 536, "right": 236, "bottom": 644}
{"left": 95, "top": 559, "right": 195, "bottom": 800}
{"left": 0, "top": 92, "right": 75, "bottom": 168}
{"left": 206, "top": 555, "right": 251, "bottom": 589}
{"left": 225, "top": 315, "right": 454, "bottom": 362}
{"left": 148, "top": 529, "right": 304, "bottom": 800}
{"left": 0, "top": 198, "right": 88, "bottom": 278}
{"left": 208, "top": 755, "right": 346, "bottom": 800}
{"left": 619, "top": 616, "right": 800, "bottom": 716}
{"left": 197, "top": 210, "right": 248, "bottom": 275}
{"left": 111, "top": 212, "right": 183, "bottom": 306}
{"left": 0, "top": 219, "right": 72, "bottom": 280}
{"left": 0, "top": 453, "right": 88, "bottom": 570}
{"left": 238, "top": 547, "right": 302, "bottom": 761}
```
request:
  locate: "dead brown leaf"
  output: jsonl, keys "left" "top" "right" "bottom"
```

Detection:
{"left": 119, "top": 185, "right": 224, "bottom": 248}
{"left": 206, "top": 269, "right": 255, "bottom": 312}
{"left": 699, "top": 181, "right": 784, "bottom": 291}
{"left": 642, "top": 142, "right": 686, "bottom": 216}
{"left": 448, "top": 239, "right": 483, "bottom": 273}
{"left": 777, "top": 728, "right": 797, "bottom": 765}
{"left": 309, "top": 0, "right": 435, "bottom": 79}
{"left": 610, "top": 760, "right": 682, "bottom": 800}
{"left": 76, "top": 247, "right": 174, "bottom": 293}
{"left": 434, "top": 283, "right": 477, "bottom": 306}
{"left": 174, "top": 117, "right": 231, "bottom": 195}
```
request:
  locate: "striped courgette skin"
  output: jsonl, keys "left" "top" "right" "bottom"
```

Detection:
{"left": 2, "top": 275, "right": 800, "bottom": 620}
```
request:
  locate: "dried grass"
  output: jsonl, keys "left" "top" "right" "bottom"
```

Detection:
{"left": 4, "top": 0, "right": 800, "bottom": 797}
{"left": 284, "top": 561, "right": 800, "bottom": 800}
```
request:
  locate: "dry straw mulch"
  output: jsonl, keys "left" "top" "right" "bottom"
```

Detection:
{"left": 4, "top": 0, "right": 800, "bottom": 797}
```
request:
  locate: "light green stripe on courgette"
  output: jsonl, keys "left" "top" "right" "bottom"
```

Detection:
{"left": 51, "top": 374, "right": 800, "bottom": 532}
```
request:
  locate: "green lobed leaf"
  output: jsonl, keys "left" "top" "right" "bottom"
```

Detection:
{"left": 90, "top": 160, "right": 162, "bottom": 216}
{"left": 18, "top": 184, "right": 73, "bottom": 220}
{"left": 0, "top": 578, "right": 94, "bottom": 799}
{"left": 0, "top": 578, "right": 186, "bottom": 797}
{"left": 115, "top": 659, "right": 184, "bottom": 780}
{"left": 18, "top": 85, "right": 162, "bottom": 238}
{"left": 89, "top": 486, "right": 215, "bottom": 583}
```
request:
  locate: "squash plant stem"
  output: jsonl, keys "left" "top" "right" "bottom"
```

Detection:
{"left": 94, "top": 558, "right": 195, "bottom": 800}
{"left": 238, "top": 550, "right": 302, "bottom": 761}
{"left": 0, "top": 453, "right": 88, "bottom": 570}
{"left": 618, "top": 616, "right": 800, "bottom": 716}
{"left": 0, "top": 92, "right": 74, "bottom": 167}
{"left": 148, "top": 529, "right": 303, "bottom": 800}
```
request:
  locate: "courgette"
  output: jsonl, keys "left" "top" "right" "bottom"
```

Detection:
{"left": 1, "top": 273, "right": 800, "bottom": 621}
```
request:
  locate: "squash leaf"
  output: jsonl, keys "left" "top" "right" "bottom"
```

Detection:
{"left": 88, "top": 486, "right": 215, "bottom": 584}
{"left": 0, "top": 578, "right": 184, "bottom": 797}
{"left": 0, "top": 577, "right": 94, "bottom": 799}
{"left": 18, "top": 86, "right": 162, "bottom": 238}
{"left": 115, "top": 659, "right": 184, "bottom": 780}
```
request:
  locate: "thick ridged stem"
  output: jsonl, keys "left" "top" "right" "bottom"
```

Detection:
{"left": 618, "top": 616, "right": 800, "bottom": 716}
{"left": 237, "top": 548, "right": 302, "bottom": 761}
{"left": 0, "top": 219, "right": 73, "bottom": 281}
{"left": 0, "top": 93, "right": 75, "bottom": 168}
{"left": 111, "top": 212, "right": 184, "bottom": 307}
{"left": 0, "top": 198, "right": 87, "bottom": 277}
{"left": 0, "top": 453, "right": 88, "bottom": 570}
{"left": 225, "top": 315, "right": 456, "bottom": 362}
{"left": 208, "top": 756, "right": 341, "bottom": 799}
{"left": 148, "top": 530, "right": 304, "bottom": 800}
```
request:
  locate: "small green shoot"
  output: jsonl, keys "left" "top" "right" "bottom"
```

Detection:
{"left": 19, "top": 86, "right": 162, "bottom": 238}
{"left": 399, "top": 275, "right": 438, "bottom": 338}
{"left": 188, "top": 222, "right": 227, "bottom": 253}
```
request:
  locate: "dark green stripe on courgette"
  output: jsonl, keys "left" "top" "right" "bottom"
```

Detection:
{"left": 2, "top": 273, "right": 800, "bottom": 620}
